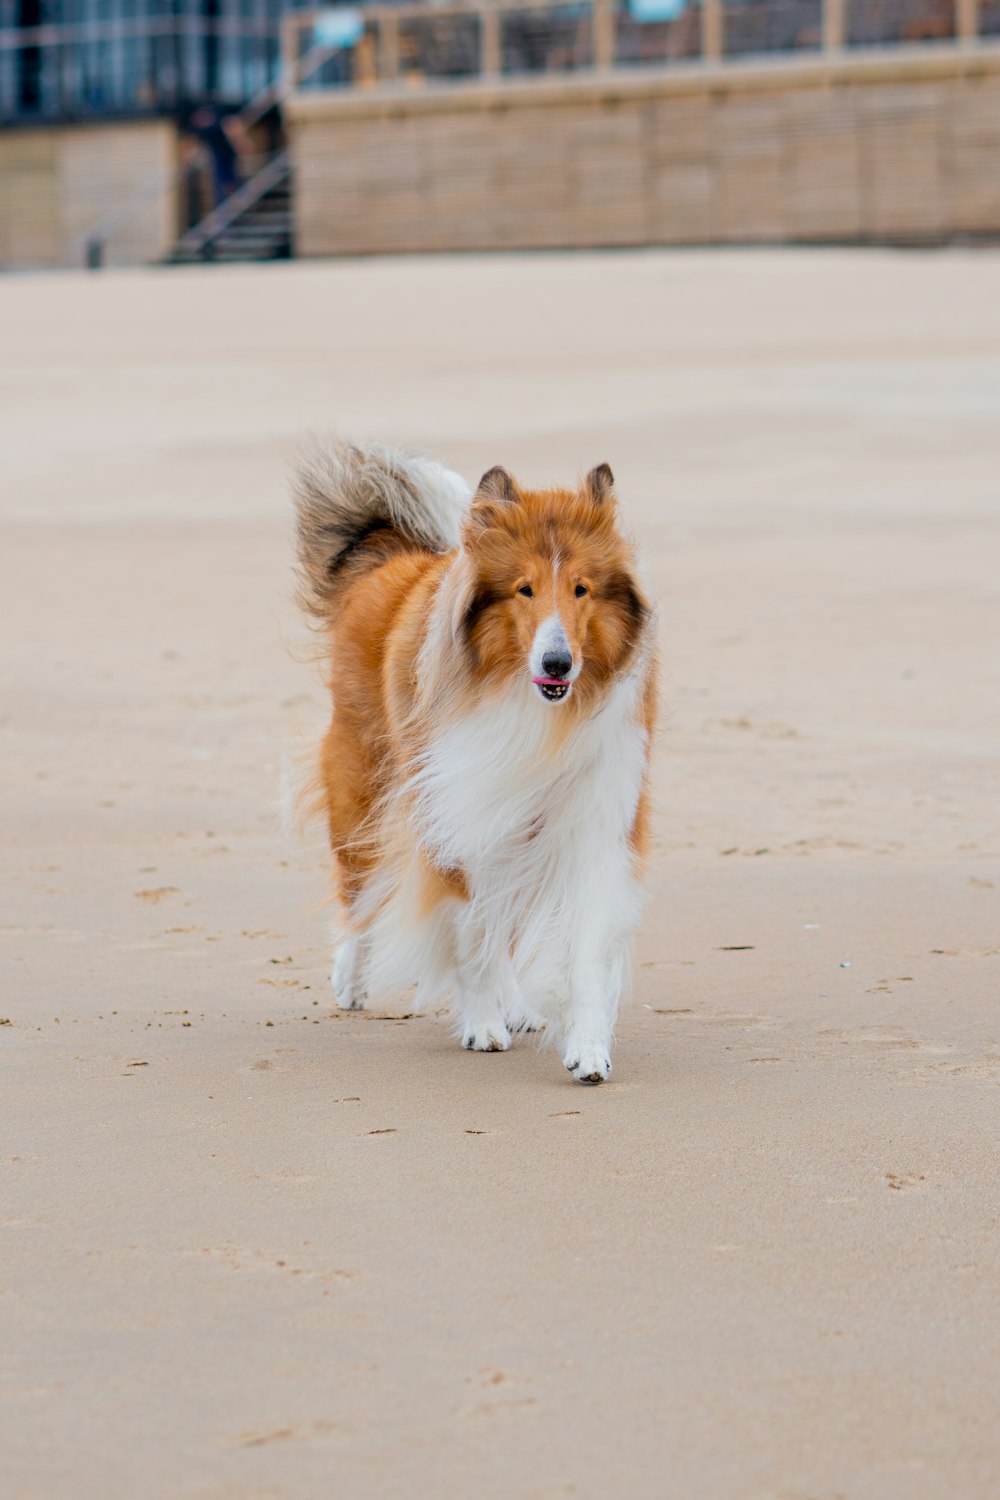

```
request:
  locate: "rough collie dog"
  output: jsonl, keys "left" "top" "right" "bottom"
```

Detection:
{"left": 294, "top": 441, "right": 657, "bottom": 1082}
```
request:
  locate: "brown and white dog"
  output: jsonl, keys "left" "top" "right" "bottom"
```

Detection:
{"left": 294, "top": 441, "right": 657, "bottom": 1082}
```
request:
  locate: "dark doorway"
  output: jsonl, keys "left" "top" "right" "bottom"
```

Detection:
{"left": 17, "top": 0, "right": 43, "bottom": 112}
{"left": 204, "top": 0, "right": 221, "bottom": 94}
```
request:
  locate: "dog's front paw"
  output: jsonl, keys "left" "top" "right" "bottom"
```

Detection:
{"left": 563, "top": 1043, "right": 611, "bottom": 1084}
{"left": 462, "top": 1020, "right": 512, "bottom": 1053}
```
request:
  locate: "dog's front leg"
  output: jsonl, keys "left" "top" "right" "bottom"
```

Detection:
{"left": 562, "top": 952, "right": 621, "bottom": 1083}
{"left": 560, "top": 843, "right": 645, "bottom": 1082}
{"left": 562, "top": 886, "right": 635, "bottom": 1084}
{"left": 455, "top": 906, "right": 512, "bottom": 1054}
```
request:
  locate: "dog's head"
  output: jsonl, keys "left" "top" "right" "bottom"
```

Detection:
{"left": 456, "top": 464, "right": 650, "bottom": 709}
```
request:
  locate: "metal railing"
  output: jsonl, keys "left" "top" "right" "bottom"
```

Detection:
{"left": 3, "top": 0, "right": 993, "bottom": 129}
{"left": 280, "top": 0, "right": 992, "bottom": 92}
{"left": 23, "top": 1, "right": 688, "bottom": 118}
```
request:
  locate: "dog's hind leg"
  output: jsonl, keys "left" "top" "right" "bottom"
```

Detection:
{"left": 455, "top": 908, "right": 512, "bottom": 1054}
{"left": 506, "top": 987, "right": 546, "bottom": 1035}
{"left": 331, "top": 930, "right": 370, "bottom": 1011}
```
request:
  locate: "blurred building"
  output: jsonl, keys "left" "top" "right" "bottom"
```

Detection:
{"left": 1, "top": 0, "right": 999, "bottom": 268}
{"left": 0, "top": 0, "right": 302, "bottom": 123}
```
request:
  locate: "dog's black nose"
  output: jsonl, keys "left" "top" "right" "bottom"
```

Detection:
{"left": 541, "top": 649, "right": 573, "bottom": 680}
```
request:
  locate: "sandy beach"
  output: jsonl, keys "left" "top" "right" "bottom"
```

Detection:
{"left": 2, "top": 248, "right": 999, "bottom": 1499}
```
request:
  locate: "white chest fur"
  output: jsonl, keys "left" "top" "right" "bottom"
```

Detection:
{"left": 414, "top": 673, "right": 646, "bottom": 872}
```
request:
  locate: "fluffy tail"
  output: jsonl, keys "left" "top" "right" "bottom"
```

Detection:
{"left": 294, "top": 439, "right": 470, "bottom": 622}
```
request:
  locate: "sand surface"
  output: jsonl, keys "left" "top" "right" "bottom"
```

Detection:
{"left": 2, "top": 249, "right": 999, "bottom": 1499}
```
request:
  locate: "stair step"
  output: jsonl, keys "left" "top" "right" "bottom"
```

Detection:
{"left": 228, "top": 210, "right": 293, "bottom": 225}
{"left": 216, "top": 227, "right": 290, "bottom": 243}
{"left": 214, "top": 243, "right": 291, "bottom": 257}
{"left": 217, "top": 229, "right": 289, "bottom": 242}
{"left": 169, "top": 247, "right": 291, "bottom": 263}
{"left": 219, "top": 224, "right": 292, "bottom": 241}
{"left": 209, "top": 249, "right": 292, "bottom": 263}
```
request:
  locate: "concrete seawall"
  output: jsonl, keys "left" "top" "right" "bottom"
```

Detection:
{"left": 288, "top": 44, "right": 1000, "bottom": 253}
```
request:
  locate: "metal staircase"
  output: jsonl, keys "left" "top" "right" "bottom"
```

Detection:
{"left": 82, "top": 31, "right": 340, "bottom": 269}
{"left": 167, "top": 149, "right": 293, "bottom": 264}
{"left": 164, "top": 31, "right": 348, "bottom": 266}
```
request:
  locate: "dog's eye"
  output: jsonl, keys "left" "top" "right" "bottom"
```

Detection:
{"left": 517, "top": 584, "right": 533, "bottom": 598}
{"left": 574, "top": 584, "right": 588, "bottom": 598}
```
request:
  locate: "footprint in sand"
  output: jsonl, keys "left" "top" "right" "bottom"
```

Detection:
{"left": 885, "top": 1172, "right": 926, "bottom": 1191}
{"left": 236, "top": 1420, "right": 340, "bottom": 1448}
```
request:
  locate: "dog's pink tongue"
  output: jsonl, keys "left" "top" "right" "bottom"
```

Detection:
{"left": 532, "top": 676, "right": 565, "bottom": 686}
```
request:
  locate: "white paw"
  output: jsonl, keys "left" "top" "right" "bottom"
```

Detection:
{"left": 563, "top": 1042, "right": 611, "bottom": 1083}
{"left": 332, "top": 936, "right": 366, "bottom": 1012}
{"left": 462, "top": 1020, "right": 512, "bottom": 1053}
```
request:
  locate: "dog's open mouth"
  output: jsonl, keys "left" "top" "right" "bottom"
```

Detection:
{"left": 532, "top": 676, "right": 571, "bottom": 703}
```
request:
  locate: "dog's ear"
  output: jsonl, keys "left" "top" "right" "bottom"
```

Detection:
{"left": 584, "top": 463, "right": 615, "bottom": 505}
{"left": 466, "top": 466, "right": 520, "bottom": 536}
{"left": 475, "top": 466, "right": 519, "bottom": 506}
